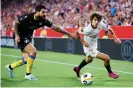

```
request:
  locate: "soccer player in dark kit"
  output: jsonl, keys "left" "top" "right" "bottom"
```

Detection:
{"left": 5, "top": 5, "right": 78, "bottom": 80}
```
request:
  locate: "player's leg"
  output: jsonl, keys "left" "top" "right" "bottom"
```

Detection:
{"left": 23, "top": 43, "right": 38, "bottom": 80}
{"left": 10, "top": 52, "right": 28, "bottom": 68}
{"left": 5, "top": 53, "right": 28, "bottom": 78}
{"left": 73, "top": 47, "right": 96, "bottom": 77}
{"left": 96, "top": 52, "right": 119, "bottom": 79}
{"left": 73, "top": 56, "right": 93, "bottom": 77}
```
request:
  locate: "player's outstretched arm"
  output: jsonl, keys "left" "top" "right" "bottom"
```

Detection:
{"left": 51, "top": 24, "right": 77, "bottom": 39}
{"left": 108, "top": 28, "right": 121, "bottom": 44}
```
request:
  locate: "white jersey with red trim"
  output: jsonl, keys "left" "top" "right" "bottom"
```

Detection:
{"left": 78, "top": 20, "right": 110, "bottom": 57}
{"left": 78, "top": 20, "right": 110, "bottom": 47}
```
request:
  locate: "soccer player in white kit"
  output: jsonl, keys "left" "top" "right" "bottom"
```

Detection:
{"left": 73, "top": 13, "right": 121, "bottom": 79}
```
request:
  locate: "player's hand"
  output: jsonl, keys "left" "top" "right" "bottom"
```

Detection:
{"left": 15, "top": 35, "right": 20, "bottom": 45}
{"left": 82, "top": 41, "right": 89, "bottom": 47}
{"left": 80, "top": 38, "right": 89, "bottom": 47}
{"left": 114, "top": 38, "right": 121, "bottom": 44}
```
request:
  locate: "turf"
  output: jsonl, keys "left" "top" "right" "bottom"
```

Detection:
{"left": 1, "top": 47, "right": 133, "bottom": 87}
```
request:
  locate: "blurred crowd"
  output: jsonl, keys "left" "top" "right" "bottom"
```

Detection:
{"left": 1, "top": 0, "right": 133, "bottom": 36}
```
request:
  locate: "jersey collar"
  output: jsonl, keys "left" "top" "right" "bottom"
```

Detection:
{"left": 34, "top": 15, "right": 37, "bottom": 20}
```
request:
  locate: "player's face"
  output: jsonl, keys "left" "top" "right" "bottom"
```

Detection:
{"left": 91, "top": 17, "right": 100, "bottom": 28}
{"left": 39, "top": 9, "right": 47, "bottom": 18}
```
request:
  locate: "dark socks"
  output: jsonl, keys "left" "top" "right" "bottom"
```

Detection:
{"left": 105, "top": 64, "right": 112, "bottom": 73}
{"left": 9, "top": 65, "right": 13, "bottom": 70}
{"left": 78, "top": 59, "right": 88, "bottom": 70}
{"left": 26, "top": 73, "right": 31, "bottom": 75}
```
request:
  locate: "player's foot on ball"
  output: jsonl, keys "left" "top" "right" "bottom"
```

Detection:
{"left": 5, "top": 64, "right": 14, "bottom": 78}
{"left": 109, "top": 72, "right": 119, "bottom": 79}
{"left": 73, "top": 66, "right": 80, "bottom": 77}
{"left": 25, "top": 74, "right": 38, "bottom": 80}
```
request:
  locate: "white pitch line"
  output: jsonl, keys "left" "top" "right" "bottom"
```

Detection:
{"left": 1, "top": 54, "right": 133, "bottom": 75}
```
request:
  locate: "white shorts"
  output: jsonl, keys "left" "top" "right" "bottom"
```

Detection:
{"left": 83, "top": 46, "right": 99, "bottom": 57}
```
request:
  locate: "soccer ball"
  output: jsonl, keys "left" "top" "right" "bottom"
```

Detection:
{"left": 80, "top": 73, "right": 93, "bottom": 85}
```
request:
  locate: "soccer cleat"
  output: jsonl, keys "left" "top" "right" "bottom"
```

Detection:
{"left": 109, "top": 72, "right": 119, "bottom": 79}
{"left": 73, "top": 66, "right": 80, "bottom": 77}
{"left": 5, "top": 64, "right": 14, "bottom": 78}
{"left": 24, "top": 74, "right": 38, "bottom": 80}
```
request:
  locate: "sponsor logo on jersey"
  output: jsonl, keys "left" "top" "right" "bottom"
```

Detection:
{"left": 24, "top": 39, "right": 28, "bottom": 43}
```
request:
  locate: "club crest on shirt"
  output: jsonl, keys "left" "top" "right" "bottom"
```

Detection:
{"left": 24, "top": 39, "right": 28, "bottom": 43}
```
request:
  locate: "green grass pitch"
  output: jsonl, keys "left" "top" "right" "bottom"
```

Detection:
{"left": 1, "top": 47, "right": 133, "bottom": 87}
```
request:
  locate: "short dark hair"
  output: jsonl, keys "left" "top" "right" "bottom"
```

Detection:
{"left": 90, "top": 13, "right": 102, "bottom": 22}
{"left": 35, "top": 5, "right": 46, "bottom": 12}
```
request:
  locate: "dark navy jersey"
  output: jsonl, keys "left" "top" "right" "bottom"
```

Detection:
{"left": 17, "top": 12, "right": 52, "bottom": 37}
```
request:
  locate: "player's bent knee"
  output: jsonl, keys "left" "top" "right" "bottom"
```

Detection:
{"left": 105, "top": 55, "right": 110, "bottom": 61}
{"left": 30, "top": 51, "right": 37, "bottom": 56}
{"left": 33, "top": 50, "right": 37, "bottom": 55}
{"left": 29, "top": 48, "right": 37, "bottom": 56}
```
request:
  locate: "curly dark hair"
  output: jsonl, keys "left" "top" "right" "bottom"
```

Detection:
{"left": 35, "top": 5, "right": 46, "bottom": 12}
{"left": 90, "top": 13, "right": 102, "bottom": 22}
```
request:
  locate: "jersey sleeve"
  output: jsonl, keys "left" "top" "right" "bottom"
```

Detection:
{"left": 100, "top": 20, "right": 110, "bottom": 31}
{"left": 44, "top": 19, "right": 53, "bottom": 27}
{"left": 78, "top": 26, "right": 90, "bottom": 35}
{"left": 18, "top": 14, "right": 30, "bottom": 24}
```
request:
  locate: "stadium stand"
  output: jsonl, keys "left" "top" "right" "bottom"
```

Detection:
{"left": 1, "top": 0, "right": 133, "bottom": 37}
